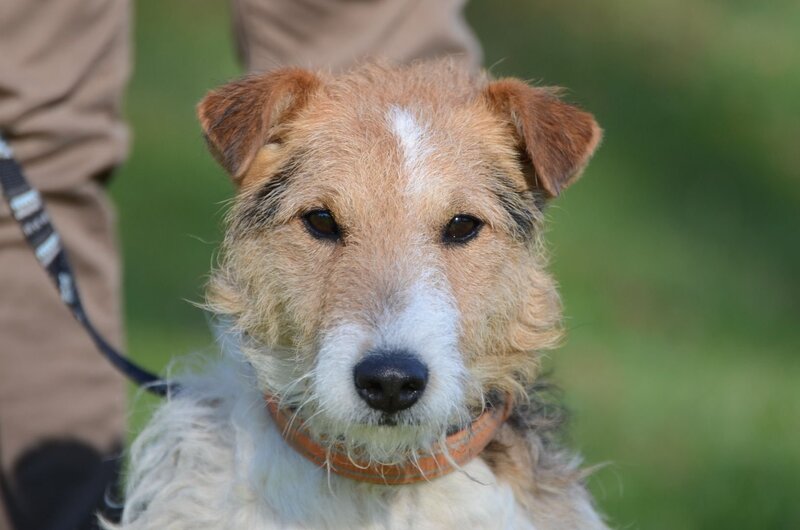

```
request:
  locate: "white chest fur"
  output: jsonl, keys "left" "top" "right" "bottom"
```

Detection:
{"left": 115, "top": 360, "right": 536, "bottom": 530}
{"left": 241, "top": 413, "right": 534, "bottom": 530}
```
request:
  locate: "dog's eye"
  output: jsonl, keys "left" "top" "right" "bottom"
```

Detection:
{"left": 303, "top": 209, "right": 340, "bottom": 240}
{"left": 443, "top": 214, "right": 483, "bottom": 244}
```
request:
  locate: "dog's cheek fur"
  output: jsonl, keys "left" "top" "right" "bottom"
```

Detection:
{"left": 446, "top": 227, "right": 562, "bottom": 402}
{"left": 206, "top": 220, "right": 332, "bottom": 396}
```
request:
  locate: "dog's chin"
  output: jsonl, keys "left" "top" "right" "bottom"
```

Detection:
{"left": 308, "top": 420, "right": 447, "bottom": 465}
{"left": 376, "top": 415, "right": 400, "bottom": 427}
{"left": 295, "top": 406, "right": 470, "bottom": 465}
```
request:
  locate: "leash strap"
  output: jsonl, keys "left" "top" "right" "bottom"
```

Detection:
{"left": 0, "top": 135, "right": 172, "bottom": 396}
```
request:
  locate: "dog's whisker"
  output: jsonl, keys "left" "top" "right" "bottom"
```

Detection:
{"left": 294, "top": 390, "right": 316, "bottom": 413}
{"left": 284, "top": 393, "right": 317, "bottom": 435}
{"left": 323, "top": 445, "right": 339, "bottom": 498}
{"left": 408, "top": 448, "right": 428, "bottom": 483}
{"left": 297, "top": 407, "right": 325, "bottom": 431}
{"left": 276, "top": 372, "right": 313, "bottom": 400}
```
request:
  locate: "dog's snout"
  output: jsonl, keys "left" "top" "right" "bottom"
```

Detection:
{"left": 353, "top": 352, "right": 428, "bottom": 414}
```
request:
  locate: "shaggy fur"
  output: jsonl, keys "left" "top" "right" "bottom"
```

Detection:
{"left": 108, "top": 59, "right": 605, "bottom": 529}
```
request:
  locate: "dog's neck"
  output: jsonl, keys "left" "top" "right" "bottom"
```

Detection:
{"left": 264, "top": 393, "right": 513, "bottom": 485}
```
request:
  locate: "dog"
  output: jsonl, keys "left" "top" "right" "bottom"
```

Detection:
{"left": 108, "top": 59, "right": 605, "bottom": 529}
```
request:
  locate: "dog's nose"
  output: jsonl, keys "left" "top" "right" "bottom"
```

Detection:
{"left": 353, "top": 352, "right": 428, "bottom": 414}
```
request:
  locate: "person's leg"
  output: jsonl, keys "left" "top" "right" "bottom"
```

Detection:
{"left": 230, "top": 0, "right": 482, "bottom": 74}
{"left": 0, "top": 0, "right": 130, "bottom": 528}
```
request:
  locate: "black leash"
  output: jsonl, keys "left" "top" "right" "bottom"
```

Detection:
{"left": 0, "top": 135, "right": 173, "bottom": 397}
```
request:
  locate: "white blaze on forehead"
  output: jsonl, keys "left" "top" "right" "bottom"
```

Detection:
{"left": 387, "top": 105, "right": 434, "bottom": 197}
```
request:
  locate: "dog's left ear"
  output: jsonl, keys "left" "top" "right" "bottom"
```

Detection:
{"left": 197, "top": 68, "right": 321, "bottom": 184}
{"left": 484, "top": 79, "right": 602, "bottom": 198}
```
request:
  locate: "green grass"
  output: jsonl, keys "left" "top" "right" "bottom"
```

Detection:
{"left": 113, "top": 1, "right": 800, "bottom": 528}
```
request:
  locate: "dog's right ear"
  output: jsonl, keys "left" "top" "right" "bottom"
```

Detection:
{"left": 197, "top": 68, "right": 321, "bottom": 185}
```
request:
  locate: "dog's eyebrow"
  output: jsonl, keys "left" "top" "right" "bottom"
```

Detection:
{"left": 237, "top": 164, "right": 294, "bottom": 229}
{"left": 490, "top": 170, "right": 541, "bottom": 241}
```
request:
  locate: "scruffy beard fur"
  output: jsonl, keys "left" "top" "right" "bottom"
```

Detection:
{"left": 237, "top": 334, "right": 479, "bottom": 467}
{"left": 108, "top": 59, "right": 607, "bottom": 529}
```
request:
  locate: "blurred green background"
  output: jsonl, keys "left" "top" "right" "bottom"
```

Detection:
{"left": 113, "top": 1, "right": 800, "bottom": 528}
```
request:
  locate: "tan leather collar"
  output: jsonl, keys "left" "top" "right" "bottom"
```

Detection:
{"left": 265, "top": 394, "right": 513, "bottom": 485}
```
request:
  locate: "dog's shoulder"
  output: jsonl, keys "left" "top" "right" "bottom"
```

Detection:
{"left": 105, "top": 360, "right": 254, "bottom": 529}
{"left": 481, "top": 385, "right": 609, "bottom": 530}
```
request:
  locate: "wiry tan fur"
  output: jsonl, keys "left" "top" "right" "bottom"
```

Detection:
{"left": 110, "top": 59, "right": 606, "bottom": 529}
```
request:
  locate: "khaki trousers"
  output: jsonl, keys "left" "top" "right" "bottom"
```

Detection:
{"left": 0, "top": 1, "right": 479, "bottom": 528}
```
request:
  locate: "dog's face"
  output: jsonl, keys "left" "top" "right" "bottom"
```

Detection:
{"left": 199, "top": 61, "right": 600, "bottom": 460}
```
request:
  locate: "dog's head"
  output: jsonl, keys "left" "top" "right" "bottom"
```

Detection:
{"left": 199, "top": 60, "right": 600, "bottom": 461}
